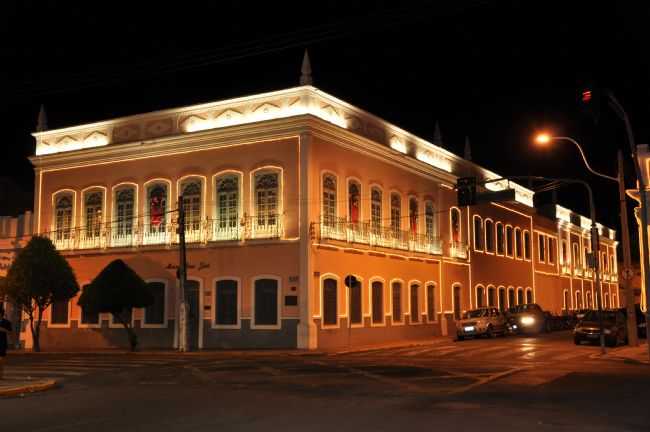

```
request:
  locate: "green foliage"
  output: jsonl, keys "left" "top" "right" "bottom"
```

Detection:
{"left": 4, "top": 236, "right": 79, "bottom": 314}
{"left": 78, "top": 259, "right": 153, "bottom": 316}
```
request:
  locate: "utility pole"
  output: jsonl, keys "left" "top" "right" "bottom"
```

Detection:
{"left": 178, "top": 197, "right": 188, "bottom": 352}
{"left": 618, "top": 150, "right": 638, "bottom": 346}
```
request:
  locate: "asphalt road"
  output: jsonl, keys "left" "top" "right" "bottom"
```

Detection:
{"left": 1, "top": 331, "right": 649, "bottom": 432}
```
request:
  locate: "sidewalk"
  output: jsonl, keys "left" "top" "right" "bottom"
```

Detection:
{"left": 593, "top": 342, "right": 650, "bottom": 365}
{"left": 0, "top": 378, "right": 57, "bottom": 397}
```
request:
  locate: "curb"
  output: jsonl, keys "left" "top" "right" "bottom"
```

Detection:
{"left": 0, "top": 380, "right": 57, "bottom": 397}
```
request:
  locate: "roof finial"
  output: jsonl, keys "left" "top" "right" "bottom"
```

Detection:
{"left": 433, "top": 121, "right": 443, "bottom": 146}
{"left": 300, "top": 49, "right": 313, "bottom": 86}
{"left": 36, "top": 104, "right": 48, "bottom": 132}
{"left": 464, "top": 136, "right": 472, "bottom": 161}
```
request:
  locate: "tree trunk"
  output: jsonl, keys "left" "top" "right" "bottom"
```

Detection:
{"left": 113, "top": 313, "right": 138, "bottom": 351}
{"left": 30, "top": 309, "right": 43, "bottom": 353}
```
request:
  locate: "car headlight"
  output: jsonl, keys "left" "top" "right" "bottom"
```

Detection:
{"left": 521, "top": 316, "right": 535, "bottom": 326}
{"left": 603, "top": 329, "right": 612, "bottom": 335}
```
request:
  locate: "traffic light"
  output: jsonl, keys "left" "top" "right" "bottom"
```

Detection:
{"left": 456, "top": 177, "right": 477, "bottom": 206}
{"left": 579, "top": 85, "right": 601, "bottom": 124}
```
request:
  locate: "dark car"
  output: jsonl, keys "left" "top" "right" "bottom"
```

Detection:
{"left": 506, "top": 303, "right": 546, "bottom": 334}
{"left": 574, "top": 310, "right": 627, "bottom": 347}
{"left": 618, "top": 305, "right": 647, "bottom": 338}
{"left": 543, "top": 311, "right": 564, "bottom": 332}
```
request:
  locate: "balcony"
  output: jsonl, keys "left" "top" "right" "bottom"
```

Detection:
{"left": 449, "top": 240, "right": 468, "bottom": 259}
{"left": 560, "top": 264, "right": 571, "bottom": 275}
{"left": 317, "top": 219, "right": 443, "bottom": 256}
{"left": 44, "top": 214, "right": 283, "bottom": 251}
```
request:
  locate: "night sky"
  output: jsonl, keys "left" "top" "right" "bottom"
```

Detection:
{"left": 3, "top": 1, "right": 649, "bottom": 254}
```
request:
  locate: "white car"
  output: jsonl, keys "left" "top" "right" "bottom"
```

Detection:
{"left": 455, "top": 307, "right": 508, "bottom": 340}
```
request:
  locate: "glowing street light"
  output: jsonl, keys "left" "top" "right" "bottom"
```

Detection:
{"left": 535, "top": 133, "right": 551, "bottom": 145}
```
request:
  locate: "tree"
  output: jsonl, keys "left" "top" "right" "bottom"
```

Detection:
{"left": 2, "top": 236, "right": 79, "bottom": 352}
{"left": 78, "top": 259, "right": 153, "bottom": 351}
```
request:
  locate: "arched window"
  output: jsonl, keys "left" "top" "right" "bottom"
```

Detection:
{"left": 426, "top": 283, "right": 436, "bottom": 322}
{"left": 517, "top": 288, "right": 524, "bottom": 305}
{"left": 505, "top": 225, "right": 513, "bottom": 257}
{"left": 409, "top": 197, "right": 418, "bottom": 234}
{"left": 348, "top": 180, "right": 361, "bottom": 224}
{"left": 612, "top": 293, "right": 618, "bottom": 308}
{"left": 410, "top": 283, "right": 419, "bottom": 323}
{"left": 348, "top": 276, "right": 362, "bottom": 325}
{"left": 487, "top": 286, "right": 496, "bottom": 307}
{"left": 523, "top": 230, "right": 531, "bottom": 260}
{"left": 575, "top": 291, "right": 583, "bottom": 309}
{"left": 371, "top": 187, "right": 382, "bottom": 233}
{"left": 476, "top": 285, "right": 485, "bottom": 308}
{"left": 215, "top": 279, "right": 238, "bottom": 326}
{"left": 538, "top": 233, "right": 546, "bottom": 262}
{"left": 322, "top": 278, "right": 338, "bottom": 326}
{"left": 254, "top": 171, "right": 280, "bottom": 232}
{"left": 508, "top": 288, "right": 515, "bottom": 308}
{"left": 498, "top": 286, "right": 506, "bottom": 311}
{"left": 604, "top": 292, "right": 610, "bottom": 309}
{"left": 450, "top": 207, "right": 461, "bottom": 243}
{"left": 83, "top": 190, "right": 103, "bottom": 238}
{"left": 181, "top": 179, "right": 202, "bottom": 232}
{"left": 147, "top": 183, "right": 168, "bottom": 232}
{"left": 561, "top": 240, "right": 568, "bottom": 265}
{"left": 391, "top": 281, "right": 403, "bottom": 323}
{"left": 425, "top": 201, "right": 435, "bottom": 240}
{"left": 585, "top": 291, "right": 592, "bottom": 309}
{"left": 496, "top": 223, "right": 504, "bottom": 255}
{"left": 322, "top": 174, "right": 337, "bottom": 228}
{"left": 572, "top": 243, "right": 580, "bottom": 269}
{"left": 114, "top": 187, "right": 135, "bottom": 238}
{"left": 216, "top": 174, "right": 240, "bottom": 236}
{"left": 563, "top": 290, "right": 570, "bottom": 312}
{"left": 526, "top": 288, "right": 533, "bottom": 304}
{"left": 371, "top": 280, "right": 384, "bottom": 324}
{"left": 473, "top": 215, "right": 483, "bottom": 251}
{"left": 515, "top": 227, "right": 522, "bottom": 258}
{"left": 390, "top": 193, "right": 401, "bottom": 234}
{"left": 485, "top": 219, "right": 494, "bottom": 252}
{"left": 54, "top": 193, "right": 73, "bottom": 240}
{"left": 548, "top": 237, "right": 556, "bottom": 264}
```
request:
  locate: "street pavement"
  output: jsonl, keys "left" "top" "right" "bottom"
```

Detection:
{"left": 1, "top": 331, "right": 649, "bottom": 432}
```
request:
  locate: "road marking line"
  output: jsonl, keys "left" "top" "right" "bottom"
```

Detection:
{"left": 447, "top": 366, "right": 531, "bottom": 394}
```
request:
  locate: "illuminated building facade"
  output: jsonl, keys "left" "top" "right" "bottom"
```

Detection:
{"left": 23, "top": 81, "right": 619, "bottom": 350}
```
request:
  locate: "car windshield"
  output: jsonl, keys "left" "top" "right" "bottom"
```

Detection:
{"left": 583, "top": 310, "right": 617, "bottom": 322}
{"left": 463, "top": 309, "right": 488, "bottom": 319}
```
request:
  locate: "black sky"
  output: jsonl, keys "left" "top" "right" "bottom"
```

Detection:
{"left": 2, "top": 1, "right": 649, "bottom": 249}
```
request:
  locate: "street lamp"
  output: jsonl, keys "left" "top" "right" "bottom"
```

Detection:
{"left": 534, "top": 134, "right": 639, "bottom": 348}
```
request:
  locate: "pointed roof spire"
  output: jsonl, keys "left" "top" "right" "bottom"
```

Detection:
{"left": 433, "top": 121, "right": 443, "bottom": 146}
{"left": 300, "top": 49, "right": 313, "bottom": 86}
{"left": 464, "top": 136, "right": 472, "bottom": 161}
{"left": 36, "top": 104, "right": 48, "bottom": 132}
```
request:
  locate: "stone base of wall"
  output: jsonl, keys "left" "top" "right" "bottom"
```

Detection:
{"left": 316, "top": 315, "right": 442, "bottom": 349}
{"left": 35, "top": 319, "right": 176, "bottom": 351}
{"left": 202, "top": 319, "right": 298, "bottom": 349}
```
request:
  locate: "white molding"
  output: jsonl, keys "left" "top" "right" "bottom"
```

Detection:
{"left": 389, "top": 278, "right": 405, "bottom": 325}
{"left": 368, "top": 276, "right": 386, "bottom": 327}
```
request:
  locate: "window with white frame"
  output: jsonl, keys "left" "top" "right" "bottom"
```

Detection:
{"left": 488, "top": 286, "right": 496, "bottom": 307}
{"left": 548, "top": 237, "right": 556, "bottom": 264}
{"left": 526, "top": 289, "right": 533, "bottom": 304}
{"left": 515, "top": 227, "right": 522, "bottom": 258}
{"left": 408, "top": 197, "right": 418, "bottom": 234}
{"left": 426, "top": 283, "right": 435, "bottom": 321}
{"left": 563, "top": 290, "right": 570, "bottom": 311}
{"left": 476, "top": 286, "right": 485, "bottom": 307}
{"left": 322, "top": 174, "right": 337, "bottom": 228}
{"left": 410, "top": 283, "right": 419, "bottom": 323}
{"left": 50, "top": 299, "right": 69, "bottom": 325}
{"left": 215, "top": 279, "right": 238, "bottom": 326}
{"left": 517, "top": 288, "right": 524, "bottom": 305}
{"left": 114, "top": 187, "right": 135, "bottom": 237}
{"left": 371, "top": 187, "right": 382, "bottom": 233}
{"left": 523, "top": 230, "right": 531, "bottom": 260}
{"left": 349, "top": 278, "right": 362, "bottom": 325}
{"left": 505, "top": 225, "right": 513, "bottom": 257}
{"left": 496, "top": 223, "right": 504, "bottom": 255}
{"left": 254, "top": 278, "right": 279, "bottom": 326}
{"left": 572, "top": 243, "right": 580, "bottom": 268}
{"left": 391, "top": 281, "right": 402, "bottom": 323}
{"left": 322, "top": 278, "right": 338, "bottom": 326}
{"left": 390, "top": 193, "right": 401, "bottom": 234}
{"left": 561, "top": 240, "right": 568, "bottom": 264}
{"left": 450, "top": 208, "right": 461, "bottom": 244}
{"left": 371, "top": 280, "right": 384, "bottom": 324}
{"left": 54, "top": 193, "right": 73, "bottom": 239}
{"left": 473, "top": 216, "right": 484, "bottom": 251}
{"left": 144, "top": 281, "right": 166, "bottom": 325}
{"left": 254, "top": 171, "right": 279, "bottom": 229}
{"left": 181, "top": 180, "right": 202, "bottom": 232}
{"left": 485, "top": 219, "right": 494, "bottom": 252}
{"left": 538, "top": 233, "right": 546, "bottom": 262}
{"left": 425, "top": 201, "right": 435, "bottom": 239}
{"left": 216, "top": 174, "right": 239, "bottom": 232}
{"left": 348, "top": 180, "right": 361, "bottom": 224}
{"left": 83, "top": 190, "right": 103, "bottom": 238}
{"left": 147, "top": 183, "right": 168, "bottom": 232}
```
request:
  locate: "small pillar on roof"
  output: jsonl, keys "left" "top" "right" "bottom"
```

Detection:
{"left": 433, "top": 121, "right": 443, "bottom": 146}
{"left": 464, "top": 136, "right": 472, "bottom": 161}
{"left": 36, "top": 104, "right": 48, "bottom": 132}
{"left": 299, "top": 49, "right": 313, "bottom": 86}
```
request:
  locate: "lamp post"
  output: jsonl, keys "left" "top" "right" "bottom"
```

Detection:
{"left": 535, "top": 134, "right": 638, "bottom": 347}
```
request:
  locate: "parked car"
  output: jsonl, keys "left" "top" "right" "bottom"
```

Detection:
{"left": 543, "top": 311, "right": 565, "bottom": 332}
{"left": 455, "top": 307, "right": 508, "bottom": 340}
{"left": 574, "top": 310, "right": 627, "bottom": 347}
{"left": 575, "top": 309, "right": 590, "bottom": 321}
{"left": 506, "top": 303, "right": 546, "bottom": 334}
{"left": 617, "top": 305, "right": 647, "bottom": 339}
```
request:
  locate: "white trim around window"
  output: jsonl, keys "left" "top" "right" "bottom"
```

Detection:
{"left": 473, "top": 215, "right": 483, "bottom": 252}
{"left": 389, "top": 278, "right": 405, "bottom": 325}
{"left": 250, "top": 274, "right": 283, "bottom": 330}
{"left": 141, "top": 278, "right": 169, "bottom": 329}
{"left": 47, "top": 298, "right": 72, "bottom": 328}
{"left": 143, "top": 178, "right": 173, "bottom": 228}
{"left": 177, "top": 174, "right": 208, "bottom": 219}
{"left": 211, "top": 276, "right": 242, "bottom": 329}
{"left": 407, "top": 279, "right": 423, "bottom": 325}
{"left": 368, "top": 276, "right": 386, "bottom": 327}
{"left": 319, "top": 273, "right": 340, "bottom": 329}
{"left": 424, "top": 281, "right": 438, "bottom": 323}
{"left": 51, "top": 188, "right": 77, "bottom": 232}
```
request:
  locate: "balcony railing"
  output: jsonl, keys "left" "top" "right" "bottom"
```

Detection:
{"left": 43, "top": 214, "right": 283, "bottom": 251}
{"left": 317, "top": 219, "right": 443, "bottom": 256}
{"left": 449, "top": 240, "right": 468, "bottom": 259}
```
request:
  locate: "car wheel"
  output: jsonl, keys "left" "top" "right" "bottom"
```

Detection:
{"left": 545, "top": 321, "right": 552, "bottom": 333}
{"left": 574, "top": 336, "right": 582, "bottom": 345}
{"left": 486, "top": 325, "right": 494, "bottom": 338}
{"left": 456, "top": 335, "right": 464, "bottom": 342}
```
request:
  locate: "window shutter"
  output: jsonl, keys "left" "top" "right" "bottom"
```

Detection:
{"left": 350, "top": 283, "right": 362, "bottom": 324}
{"left": 145, "top": 282, "right": 166, "bottom": 324}
{"left": 216, "top": 280, "right": 238, "bottom": 325}
{"left": 255, "top": 279, "right": 278, "bottom": 326}
{"left": 427, "top": 285, "right": 435, "bottom": 321}
{"left": 323, "top": 279, "right": 338, "bottom": 325}
{"left": 410, "top": 284, "right": 419, "bottom": 323}
{"left": 392, "top": 282, "right": 402, "bottom": 322}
